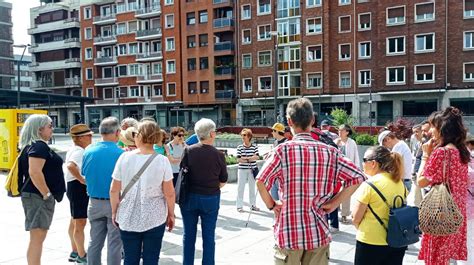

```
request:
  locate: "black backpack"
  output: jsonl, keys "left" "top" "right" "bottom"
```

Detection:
{"left": 311, "top": 128, "right": 338, "bottom": 149}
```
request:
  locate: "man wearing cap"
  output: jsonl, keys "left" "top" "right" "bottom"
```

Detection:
{"left": 269, "top": 123, "right": 288, "bottom": 201}
{"left": 64, "top": 124, "right": 93, "bottom": 263}
{"left": 320, "top": 120, "right": 338, "bottom": 140}
{"left": 82, "top": 117, "right": 124, "bottom": 265}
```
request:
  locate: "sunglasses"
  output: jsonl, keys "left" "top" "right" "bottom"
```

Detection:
{"left": 241, "top": 134, "right": 248, "bottom": 137}
{"left": 363, "top": 157, "right": 376, "bottom": 163}
{"left": 177, "top": 134, "right": 185, "bottom": 137}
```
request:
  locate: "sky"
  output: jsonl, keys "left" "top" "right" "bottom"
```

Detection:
{"left": 10, "top": 0, "right": 38, "bottom": 55}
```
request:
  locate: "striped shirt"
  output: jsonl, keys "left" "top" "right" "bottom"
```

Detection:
{"left": 236, "top": 143, "right": 259, "bottom": 169}
{"left": 257, "top": 133, "right": 366, "bottom": 250}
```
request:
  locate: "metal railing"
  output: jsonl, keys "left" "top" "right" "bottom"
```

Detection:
{"left": 94, "top": 56, "right": 117, "bottom": 64}
{"left": 215, "top": 90, "right": 235, "bottom": 99}
{"left": 215, "top": 66, "right": 235, "bottom": 75}
{"left": 213, "top": 0, "right": 233, "bottom": 4}
{"left": 65, "top": 58, "right": 80, "bottom": 63}
{"left": 95, "top": 77, "right": 118, "bottom": 85}
{"left": 213, "top": 18, "right": 234, "bottom": 28}
{"left": 136, "top": 28, "right": 162, "bottom": 38}
{"left": 93, "top": 35, "right": 117, "bottom": 44}
{"left": 136, "top": 51, "right": 163, "bottom": 60}
{"left": 214, "top": 41, "right": 234, "bottom": 51}
{"left": 136, "top": 3, "right": 161, "bottom": 15}
{"left": 64, "top": 37, "right": 80, "bottom": 43}
{"left": 93, "top": 13, "right": 116, "bottom": 23}
{"left": 136, "top": 74, "right": 163, "bottom": 81}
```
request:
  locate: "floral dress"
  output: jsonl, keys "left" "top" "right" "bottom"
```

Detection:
{"left": 418, "top": 147, "right": 468, "bottom": 265}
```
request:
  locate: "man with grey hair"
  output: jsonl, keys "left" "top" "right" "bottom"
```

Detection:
{"left": 82, "top": 117, "right": 124, "bottom": 265}
{"left": 256, "top": 98, "right": 365, "bottom": 265}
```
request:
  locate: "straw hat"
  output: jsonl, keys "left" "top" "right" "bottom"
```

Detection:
{"left": 119, "top": 127, "right": 138, "bottom": 146}
{"left": 69, "top": 124, "right": 93, "bottom": 137}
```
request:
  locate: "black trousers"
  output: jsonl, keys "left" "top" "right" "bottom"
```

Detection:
{"left": 354, "top": 241, "right": 406, "bottom": 265}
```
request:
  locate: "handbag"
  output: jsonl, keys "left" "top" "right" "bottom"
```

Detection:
{"left": 419, "top": 148, "right": 464, "bottom": 236}
{"left": 120, "top": 153, "right": 158, "bottom": 200}
{"left": 252, "top": 166, "right": 259, "bottom": 179}
{"left": 366, "top": 181, "right": 421, "bottom": 248}
{"left": 175, "top": 148, "right": 188, "bottom": 205}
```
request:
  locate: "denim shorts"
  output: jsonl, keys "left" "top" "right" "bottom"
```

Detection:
{"left": 21, "top": 192, "right": 55, "bottom": 231}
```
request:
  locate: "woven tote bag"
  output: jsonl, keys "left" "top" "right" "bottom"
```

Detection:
{"left": 419, "top": 148, "right": 464, "bottom": 236}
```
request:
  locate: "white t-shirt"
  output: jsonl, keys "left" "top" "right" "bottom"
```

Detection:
{"left": 63, "top": 145, "right": 85, "bottom": 183}
{"left": 112, "top": 150, "right": 173, "bottom": 232}
{"left": 392, "top": 141, "right": 413, "bottom": 181}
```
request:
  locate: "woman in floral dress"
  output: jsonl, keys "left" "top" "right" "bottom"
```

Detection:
{"left": 417, "top": 107, "right": 470, "bottom": 265}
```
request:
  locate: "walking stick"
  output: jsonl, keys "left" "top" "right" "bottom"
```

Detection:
{"left": 245, "top": 189, "right": 261, "bottom": 228}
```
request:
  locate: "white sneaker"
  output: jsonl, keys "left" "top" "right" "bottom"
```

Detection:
{"left": 330, "top": 227, "right": 339, "bottom": 233}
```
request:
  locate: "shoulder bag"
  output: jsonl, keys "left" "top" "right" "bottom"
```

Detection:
{"left": 120, "top": 153, "right": 158, "bottom": 200}
{"left": 175, "top": 148, "right": 188, "bottom": 205}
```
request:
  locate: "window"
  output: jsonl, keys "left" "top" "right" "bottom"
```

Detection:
{"left": 387, "top": 6, "right": 406, "bottom": 25}
{"left": 84, "top": 28, "right": 92, "bottom": 40}
{"left": 258, "top": 0, "right": 271, "bottom": 15}
{"left": 128, "top": 21, "right": 138, "bottom": 32}
{"left": 84, "top": 7, "right": 91, "bottom": 19}
{"left": 165, "top": 0, "right": 174, "bottom": 5}
{"left": 199, "top": 34, "right": 208, "bottom": 47}
{"left": 359, "top": 70, "right": 371, "bottom": 86}
{"left": 465, "top": 0, "right": 474, "bottom": 18}
{"left": 188, "top": 58, "right": 196, "bottom": 71}
{"left": 339, "top": 16, "right": 351, "bottom": 33}
{"left": 199, "top": 57, "right": 209, "bottom": 70}
{"left": 339, "top": 44, "right": 351, "bottom": 60}
{"left": 87, "top": 88, "right": 94, "bottom": 97}
{"left": 166, "top": 37, "right": 175, "bottom": 51}
{"left": 153, "top": 84, "right": 162, "bottom": 96}
{"left": 128, "top": 43, "right": 138, "bottom": 54}
{"left": 306, "top": 17, "right": 322, "bottom": 35}
{"left": 258, "top": 51, "right": 272, "bottom": 66}
{"left": 307, "top": 0, "right": 322, "bottom": 8}
{"left": 258, "top": 76, "right": 272, "bottom": 90}
{"left": 166, "top": 60, "right": 176, "bottom": 73}
{"left": 415, "top": 3, "right": 435, "bottom": 22}
{"left": 188, "top": 82, "right": 197, "bottom": 94}
{"left": 339, "top": 72, "right": 351, "bottom": 88}
{"left": 86, "top": 68, "right": 93, "bottom": 80}
{"left": 186, "top": 12, "right": 196, "bottom": 25}
{"left": 465, "top": 32, "right": 474, "bottom": 50}
{"left": 118, "top": 44, "right": 127, "bottom": 56}
{"left": 187, "top": 35, "right": 196, "bottom": 48}
{"left": 339, "top": 0, "right": 350, "bottom": 5}
{"left": 117, "top": 23, "right": 127, "bottom": 35}
{"left": 242, "top": 5, "right": 251, "bottom": 20}
{"left": 258, "top": 25, "right": 271, "bottom": 40}
{"left": 85, "top": 48, "right": 92, "bottom": 60}
{"left": 200, "top": 81, "right": 209, "bottom": 93}
{"left": 415, "top": 64, "right": 435, "bottom": 83}
{"left": 104, "top": 88, "right": 113, "bottom": 99}
{"left": 129, "top": 64, "right": 140, "bottom": 76}
{"left": 359, "top": 42, "right": 371, "bottom": 59}
{"left": 242, "top": 54, "right": 252, "bottom": 68}
{"left": 165, "top": 14, "right": 174, "bottom": 28}
{"left": 387, "top": 36, "right": 405, "bottom": 55}
{"left": 242, "top": 29, "right": 251, "bottom": 44}
{"left": 415, "top": 33, "right": 435, "bottom": 53}
{"left": 167, "top": 83, "right": 176, "bottom": 96}
{"left": 117, "top": 65, "right": 127, "bottom": 77}
{"left": 307, "top": 73, "right": 322, "bottom": 89}
{"left": 358, "top": 13, "right": 371, "bottom": 30}
{"left": 103, "top": 67, "right": 113, "bottom": 78}
{"left": 387, "top": 67, "right": 406, "bottom": 84}
{"left": 129, "top": 86, "right": 140, "bottom": 97}
{"left": 152, "top": 62, "right": 162, "bottom": 74}
{"left": 243, "top": 78, "right": 252, "bottom": 92}
{"left": 199, "top": 10, "right": 208, "bottom": 23}
{"left": 307, "top": 45, "right": 322, "bottom": 61}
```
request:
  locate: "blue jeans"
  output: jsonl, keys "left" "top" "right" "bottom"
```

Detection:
{"left": 180, "top": 193, "right": 220, "bottom": 265}
{"left": 327, "top": 207, "right": 339, "bottom": 229}
{"left": 403, "top": 179, "right": 412, "bottom": 193}
{"left": 120, "top": 223, "right": 166, "bottom": 265}
{"left": 270, "top": 180, "right": 279, "bottom": 201}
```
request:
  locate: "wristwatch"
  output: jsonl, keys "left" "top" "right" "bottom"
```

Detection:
{"left": 43, "top": 192, "right": 52, "bottom": 201}
{"left": 268, "top": 201, "right": 276, "bottom": 211}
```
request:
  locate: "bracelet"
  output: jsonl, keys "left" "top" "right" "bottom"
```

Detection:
{"left": 268, "top": 201, "right": 276, "bottom": 211}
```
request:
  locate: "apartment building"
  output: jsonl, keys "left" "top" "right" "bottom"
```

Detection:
{"left": 12, "top": 55, "right": 33, "bottom": 92}
{"left": 28, "top": 0, "right": 82, "bottom": 128}
{"left": 0, "top": 0, "right": 13, "bottom": 90}
{"left": 237, "top": 0, "right": 474, "bottom": 127}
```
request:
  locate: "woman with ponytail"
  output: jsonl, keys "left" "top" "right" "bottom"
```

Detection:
{"left": 351, "top": 146, "right": 408, "bottom": 265}
{"left": 417, "top": 107, "right": 469, "bottom": 265}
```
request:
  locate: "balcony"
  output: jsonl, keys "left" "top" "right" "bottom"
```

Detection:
{"left": 31, "top": 77, "right": 81, "bottom": 90}
{"left": 94, "top": 56, "right": 117, "bottom": 66}
{"left": 29, "top": 59, "right": 81, "bottom": 72}
{"left": 135, "top": 3, "right": 161, "bottom": 18}
{"left": 93, "top": 13, "right": 117, "bottom": 25}
{"left": 135, "top": 28, "right": 162, "bottom": 40}
{"left": 29, "top": 37, "right": 81, "bottom": 53}
{"left": 215, "top": 90, "right": 235, "bottom": 101}
{"left": 214, "top": 41, "right": 234, "bottom": 54}
{"left": 28, "top": 17, "right": 79, "bottom": 35}
{"left": 277, "top": 7, "right": 301, "bottom": 19}
{"left": 136, "top": 51, "right": 163, "bottom": 62}
{"left": 278, "top": 34, "right": 301, "bottom": 45}
{"left": 279, "top": 87, "right": 301, "bottom": 97}
{"left": 213, "top": 0, "right": 233, "bottom": 7}
{"left": 136, "top": 74, "right": 163, "bottom": 84}
{"left": 213, "top": 18, "right": 234, "bottom": 31}
{"left": 278, "top": 61, "right": 301, "bottom": 72}
{"left": 93, "top": 35, "right": 117, "bottom": 46}
{"left": 95, "top": 77, "right": 119, "bottom": 86}
{"left": 214, "top": 66, "right": 235, "bottom": 80}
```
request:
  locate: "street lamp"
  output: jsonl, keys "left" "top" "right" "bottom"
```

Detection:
{"left": 368, "top": 78, "right": 375, "bottom": 135}
{"left": 269, "top": 31, "right": 279, "bottom": 123}
{"left": 13, "top": 44, "right": 30, "bottom": 109}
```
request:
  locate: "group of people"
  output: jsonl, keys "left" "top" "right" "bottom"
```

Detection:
{"left": 14, "top": 97, "right": 474, "bottom": 265}
{"left": 17, "top": 114, "right": 227, "bottom": 265}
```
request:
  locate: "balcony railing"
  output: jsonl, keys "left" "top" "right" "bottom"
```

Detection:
{"left": 95, "top": 77, "right": 118, "bottom": 85}
{"left": 277, "top": 7, "right": 301, "bottom": 18}
{"left": 65, "top": 58, "right": 81, "bottom": 63}
{"left": 31, "top": 77, "right": 81, "bottom": 88}
{"left": 93, "top": 13, "right": 117, "bottom": 24}
{"left": 136, "top": 3, "right": 161, "bottom": 16}
{"left": 213, "top": 18, "right": 234, "bottom": 28}
{"left": 136, "top": 51, "right": 163, "bottom": 60}
{"left": 214, "top": 41, "right": 234, "bottom": 51}
{"left": 215, "top": 90, "right": 235, "bottom": 99}
{"left": 136, "top": 74, "right": 163, "bottom": 82}
{"left": 94, "top": 56, "right": 117, "bottom": 64}
{"left": 213, "top": 0, "right": 233, "bottom": 4}
{"left": 93, "top": 35, "right": 117, "bottom": 44}
{"left": 64, "top": 37, "right": 80, "bottom": 43}
{"left": 215, "top": 66, "right": 235, "bottom": 75}
{"left": 136, "top": 28, "right": 162, "bottom": 38}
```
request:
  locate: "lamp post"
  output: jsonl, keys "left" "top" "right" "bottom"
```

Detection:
{"left": 368, "top": 78, "right": 375, "bottom": 135}
{"left": 13, "top": 44, "right": 30, "bottom": 109}
{"left": 269, "top": 31, "right": 279, "bottom": 123}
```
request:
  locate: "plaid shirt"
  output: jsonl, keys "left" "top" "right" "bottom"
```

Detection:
{"left": 257, "top": 133, "right": 366, "bottom": 250}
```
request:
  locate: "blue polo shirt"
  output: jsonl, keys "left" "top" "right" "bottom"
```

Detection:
{"left": 82, "top": 141, "right": 124, "bottom": 199}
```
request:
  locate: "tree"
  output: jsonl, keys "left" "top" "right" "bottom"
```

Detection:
{"left": 330, "top": 107, "right": 354, "bottom": 127}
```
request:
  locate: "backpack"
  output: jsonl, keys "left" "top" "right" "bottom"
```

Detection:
{"left": 366, "top": 181, "right": 421, "bottom": 248}
{"left": 5, "top": 148, "right": 29, "bottom": 197}
{"left": 310, "top": 128, "right": 338, "bottom": 149}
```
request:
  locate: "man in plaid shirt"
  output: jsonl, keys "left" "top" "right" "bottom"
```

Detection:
{"left": 256, "top": 98, "right": 366, "bottom": 265}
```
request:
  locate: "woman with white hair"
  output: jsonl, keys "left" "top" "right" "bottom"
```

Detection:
{"left": 179, "top": 118, "right": 228, "bottom": 265}
{"left": 18, "top": 114, "right": 66, "bottom": 265}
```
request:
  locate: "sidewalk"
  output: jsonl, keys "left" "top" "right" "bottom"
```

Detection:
{"left": 0, "top": 172, "right": 424, "bottom": 265}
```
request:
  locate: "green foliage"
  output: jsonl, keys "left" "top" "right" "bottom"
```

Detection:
{"left": 215, "top": 133, "right": 241, "bottom": 140}
{"left": 355, "top": 134, "right": 378, "bottom": 146}
{"left": 330, "top": 108, "right": 354, "bottom": 127}
{"left": 225, "top": 155, "right": 238, "bottom": 165}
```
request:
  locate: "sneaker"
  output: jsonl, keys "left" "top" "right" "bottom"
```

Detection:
{"left": 330, "top": 227, "right": 339, "bottom": 233}
{"left": 340, "top": 216, "right": 351, "bottom": 224}
{"left": 75, "top": 254, "right": 87, "bottom": 264}
{"left": 237, "top": 207, "right": 244, "bottom": 213}
{"left": 68, "top": 252, "right": 78, "bottom": 262}
{"left": 250, "top": 205, "right": 260, "bottom": 211}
